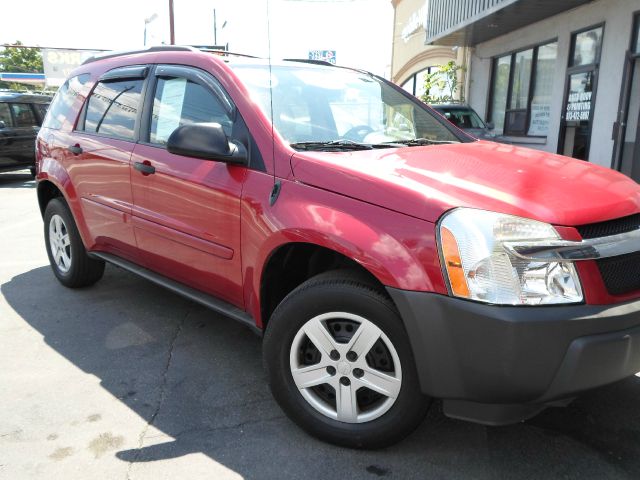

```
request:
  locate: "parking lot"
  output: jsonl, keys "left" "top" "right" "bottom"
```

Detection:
{"left": 1, "top": 170, "right": 639, "bottom": 480}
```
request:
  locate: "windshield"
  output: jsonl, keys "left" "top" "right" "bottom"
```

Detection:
{"left": 437, "top": 107, "right": 486, "bottom": 129}
{"left": 232, "top": 63, "right": 461, "bottom": 147}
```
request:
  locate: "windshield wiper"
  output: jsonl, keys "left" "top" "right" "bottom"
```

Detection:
{"left": 290, "top": 140, "right": 374, "bottom": 151}
{"left": 383, "top": 138, "right": 458, "bottom": 147}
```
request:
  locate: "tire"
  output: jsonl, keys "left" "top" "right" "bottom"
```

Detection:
{"left": 44, "top": 197, "right": 105, "bottom": 288}
{"left": 263, "top": 270, "right": 430, "bottom": 448}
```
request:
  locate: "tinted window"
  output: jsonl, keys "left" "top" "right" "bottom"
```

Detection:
{"left": 43, "top": 74, "right": 90, "bottom": 130}
{"left": 0, "top": 103, "right": 13, "bottom": 127}
{"left": 149, "top": 76, "right": 232, "bottom": 145}
{"left": 34, "top": 103, "right": 49, "bottom": 123}
{"left": 440, "top": 108, "right": 485, "bottom": 129}
{"left": 10, "top": 103, "right": 37, "bottom": 127}
{"left": 83, "top": 79, "right": 143, "bottom": 140}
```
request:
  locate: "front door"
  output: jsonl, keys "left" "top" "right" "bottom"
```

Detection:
{"left": 130, "top": 65, "right": 246, "bottom": 307}
{"left": 559, "top": 25, "right": 604, "bottom": 161}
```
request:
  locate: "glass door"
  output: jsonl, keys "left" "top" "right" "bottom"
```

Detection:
{"left": 559, "top": 25, "right": 604, "bottom": 160}
{"left": 614, "top": 15, "right": 640, "bottom": 183}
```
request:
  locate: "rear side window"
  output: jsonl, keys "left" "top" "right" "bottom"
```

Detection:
{"left": 150, "top": 77, "right": 232, "bottom": 145}
{"left": 82, "top": 79, "right": 143, "bottom": 140}
{"left": 10, "top": 103, "right": 37, "bottom": 127}
{"left": 43, "top": 74, "right": 90, "bottom": 130}
{"left": 0, "top": 103, "right": 13, "bottom": 127}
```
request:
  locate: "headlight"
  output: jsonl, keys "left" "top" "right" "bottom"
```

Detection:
{"left": 438, "top": 208, "right": 583, "bottom": 305}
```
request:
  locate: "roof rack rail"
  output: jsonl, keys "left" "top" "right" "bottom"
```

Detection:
{"left": 197, "top": 49, "right": 261, "bottom": 59}
{"left": 81, "top": 46, "right": 197, "bottom": 65}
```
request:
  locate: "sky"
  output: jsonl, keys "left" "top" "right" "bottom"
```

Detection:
{"left": 1, "top": 0, "right": 394, "bottom": 77}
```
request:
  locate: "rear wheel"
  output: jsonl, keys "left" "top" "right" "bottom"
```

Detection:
{"left": 263, "top": 271, "right": 429, "bottom": 448}
{"left": 44, "top": 198, "right": 105, "bottom": 288}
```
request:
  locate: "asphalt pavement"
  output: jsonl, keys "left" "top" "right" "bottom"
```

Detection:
{"left": 1, "top": 170, "right": 640, "bottom": 480}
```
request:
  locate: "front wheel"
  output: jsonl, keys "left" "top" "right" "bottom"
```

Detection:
{"left": 263, "top": 271, "right": 429, "bottom": 448}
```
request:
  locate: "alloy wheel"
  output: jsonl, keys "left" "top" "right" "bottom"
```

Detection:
{"left": 289, "top": 312, "right": 402, "bottom": 423}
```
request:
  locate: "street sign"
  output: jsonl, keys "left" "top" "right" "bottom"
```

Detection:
{"left": 308, "top": 50, "right": 336, "bottom": 64}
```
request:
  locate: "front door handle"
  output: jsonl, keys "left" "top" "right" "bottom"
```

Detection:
{"left": 68, "top": 144, "right": 83, "bottom": 155}
{"left": 134, "top": 161, "right": 155, "bottom": 175}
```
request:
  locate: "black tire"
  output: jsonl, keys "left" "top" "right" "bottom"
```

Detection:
{"left": 263, "top": 270, "right": 430, "bottom": 449}
{"left": 44, "top": 197, "right": 105, "bottom": 288}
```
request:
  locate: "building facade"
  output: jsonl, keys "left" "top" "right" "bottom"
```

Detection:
{"left": 393, "top": 0, "right": 640, "bottom": 182}
{"left": 391, "top": 0, "right": 468, "bottom": 101}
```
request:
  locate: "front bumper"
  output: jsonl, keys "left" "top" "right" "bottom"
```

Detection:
{"left": 387, "top": 289, "right": 640, "bottom": 424}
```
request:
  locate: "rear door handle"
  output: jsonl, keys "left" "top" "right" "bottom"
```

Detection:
{"left": 68, "top": 144, "right": 83, "bottom": 155}
{"left": 134, "top": 161, "right": 155, "bottom": 175}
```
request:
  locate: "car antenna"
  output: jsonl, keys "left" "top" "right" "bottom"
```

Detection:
{"left": 266, "top": 0, "right": 281, "bottom": 206}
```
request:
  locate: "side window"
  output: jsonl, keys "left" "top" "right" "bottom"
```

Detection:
{"left": 0, "top": 103, "right": 13, "bottom": 127}
{"left": 34, "top": 103, "right": 49, "bottom": 124}
{"left": 82, "top": 78, "right": 143, "bottom": 140}
{"left": 149, "top": 76, "right": 232, "bottom": 145}
{"left": 10, "top": 103, "right": 37, "bottom": 127}
{"left": 43, "top": 74, "right": 90, "bottom": 130}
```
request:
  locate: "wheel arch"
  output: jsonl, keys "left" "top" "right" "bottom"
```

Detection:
{"left": 259, "top": 241, "right": 392, "bottom": 330}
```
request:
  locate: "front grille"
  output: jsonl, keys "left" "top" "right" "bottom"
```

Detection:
{"left": 576, "top": 214, "right": 640, "bottom": 239}
{"left": 576, "top": 214, "right": 640, "bottom": 296}
{"left": 595, "top": 251, "right": 640, "bottom": 296}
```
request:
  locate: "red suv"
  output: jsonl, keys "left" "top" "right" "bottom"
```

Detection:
{"left": 36, "top": 46, "right": 640, "bottom": 448}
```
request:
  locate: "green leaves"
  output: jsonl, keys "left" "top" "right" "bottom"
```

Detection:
{"left": 420, "top": 61, "right": 465, "bottom": 105}
{"left": 0, "top": 41, "right": 44, "bottom": 89}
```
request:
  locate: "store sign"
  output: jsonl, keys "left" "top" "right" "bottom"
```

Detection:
{"left": 309, "top": 50, "right": 336, "bottom": 65}
{"left": 565, "top": 91, "right": 592, "bottom": 121}
{"left": 402, "top": 1, "right": 429, "bottom": 43}
{"left": 42, "top": 49, "right": 101, "bottom": 87}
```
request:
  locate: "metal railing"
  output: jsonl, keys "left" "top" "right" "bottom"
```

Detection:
{"left": 425, "top": 0, "right": 513, "bottom": 43}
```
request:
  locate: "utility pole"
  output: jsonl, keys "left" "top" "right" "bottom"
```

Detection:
{"left": 214, "top": 9, "right": 218, "bottom": 45}
{"left": 169, "top": 0, "right": 176, "bottom": 45}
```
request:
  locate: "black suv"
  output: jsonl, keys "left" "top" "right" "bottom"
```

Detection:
{"left": 0, "top": 92, "right": 51, "bottom": 177}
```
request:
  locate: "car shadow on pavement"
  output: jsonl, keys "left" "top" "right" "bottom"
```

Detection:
{"left": 0, "top": 172, "right": 35, "bottom": 189}
{"left": 3, "top": 265, "right": 640, "bottom": 479}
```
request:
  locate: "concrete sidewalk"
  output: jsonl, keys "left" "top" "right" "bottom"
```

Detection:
{"left": 1, "top": 170, "right": 640, "bottom": 480}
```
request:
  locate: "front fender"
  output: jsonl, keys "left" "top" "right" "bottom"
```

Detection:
{"left": 240, "top": 172, "right": 447, "bottom": 326}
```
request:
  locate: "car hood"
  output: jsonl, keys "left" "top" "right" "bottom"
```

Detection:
{"left": 290, "top": 141, "right": 640, "bottom": 226}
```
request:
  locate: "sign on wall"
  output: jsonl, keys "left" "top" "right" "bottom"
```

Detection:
{"left": 42, "top": 49, "right": 101, "bottom": 87}
{"left": 309, "top": 50, "right": 336, "bottom": 65}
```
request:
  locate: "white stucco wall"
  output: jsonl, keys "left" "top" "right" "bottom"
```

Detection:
{"left": 468, "top": 0, "right": 638, "bottom": 168}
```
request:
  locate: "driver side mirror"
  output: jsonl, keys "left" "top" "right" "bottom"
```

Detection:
{"left": 167, "top": 123, "right": 247, "bottom": 165}
{"left": 0, "top": 120, "right": 6, "bottom": 129}
{"left": 485, "top": 121, "right": 495, "bottom": 130}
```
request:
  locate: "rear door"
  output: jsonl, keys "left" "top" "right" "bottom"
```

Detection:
{"left": 3, "top": 103, "right": 38, "bottom": 168}
{"left": 0, "top": 102, "right": 20, "bottom": 170}
{"left": 70, "top": 66, "right": 148, "bottom": 257}
{"left": 130, "top": 65, "right": 246, "bottom": 306}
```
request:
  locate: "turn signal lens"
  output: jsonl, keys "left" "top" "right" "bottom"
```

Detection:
{"left": 441, "top": 226, "right": 470, "bottom": 298}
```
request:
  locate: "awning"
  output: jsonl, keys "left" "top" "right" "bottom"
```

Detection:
{"left": 425, "top": 0, "right": 594, "bottom": 46}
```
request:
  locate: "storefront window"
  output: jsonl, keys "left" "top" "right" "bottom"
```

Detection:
{"left": 401, "top": 77, "right": 415, "bottom": 95}
{"left": 510, "top": 49, "right": 533, "bottom": 109}
{"left": 489, "top": 41, "right": 558, "bottom": 136}
{"left": 489, "top": 55, "right": 511, "bottom": 131}
{"left": 571, "top": 27, "right": 603, "bottom": 67}
{"left": 635, "top": 18, "right": 640, "bottom": 54}
{"left": 399, "top": 66, "right": 445, "bottom": 101}
{"left": 528, "top": 43, "right": 558, "bottom": 136}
